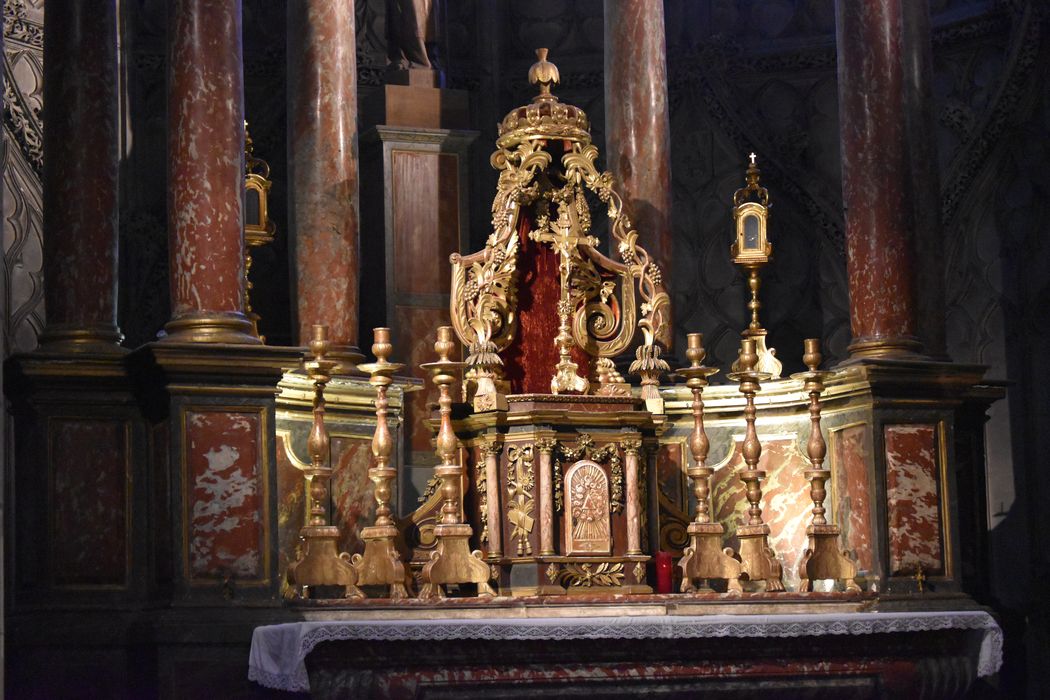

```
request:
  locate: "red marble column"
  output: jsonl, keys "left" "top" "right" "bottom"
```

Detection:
{"left": 287, "top": 0, "right": 361, "bottom": 354}
{"left": 164, "top": 0, "right": 258, "bottom": 344}
{"left": 603, "top": 0, "right": 673, "bottom": 345}
{"left": 39, "top": 0, "right": 123, "bottom": 351}
{"left": 835, "top": 0, "right": 926, "bottom": 358}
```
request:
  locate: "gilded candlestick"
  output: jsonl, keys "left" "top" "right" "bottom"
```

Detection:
{"left": 792, "top": 338, "right": 860, "bottom": 592}
{"left": 285, "top": 325, "right": 363, "bottom": 599}
{"left": 677, "top": 333, "right": 743, "bottom": 594}
{"left": 727, "top": 337, "right": 784, "bottom": 591}
{"left": 351, "top": 327, "right": 412, "bottom": 599}
{"left": 418, "top": 326, "right": 496, "bottom": 599}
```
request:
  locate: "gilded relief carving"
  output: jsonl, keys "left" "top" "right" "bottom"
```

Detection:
{"left": 557, "top": 561, "right": 624, "bottom": 588}
{"left": 506, "top": 444, "right": 535, "bottom": 556}
{"left": 554, "top": 433, "right": 623, "bottom": 514}
{"left": 565, "top": 460, "right": 611, "bottom": 555}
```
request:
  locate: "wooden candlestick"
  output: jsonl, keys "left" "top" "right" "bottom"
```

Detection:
{"left": 727, "top": 337, "right": 785, "bottom": 592}
{"left": 351, "top": 327, "right": 412, "bottom": 599}
{"left": 418, "top": 326, "right": 496, "bottom": 599}
{"left": 285, "top": 325, "right": 363, "bottom": 599}
{"left": 792, "top": 339, "right": 860, "bottom": 592}
{"left": 677, "top": 333, "right": 743, "bottom": 594}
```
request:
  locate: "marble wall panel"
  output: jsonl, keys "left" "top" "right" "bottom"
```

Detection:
{"left": 885, "top": 423, "right": 944, "bottom": 576}
{"left": 831, "top": 424, "right": 874, "bottom": 573}
{"left": 50, "top": 418, "right": 129, "bottom": 586}
{"left": 710, "top": 434, "right": 811, "bottom": 590}
{"left": 394, "top": 304, "right": 443, "bottom": 463}
{"left": 275, "top": 433, "right": 305, "bottom": 581}
{"left": 656, "top": 440, "right": 690, "bottom": 554}
{"left": 184, "top": 410, "right": 265, "bottom": 581}
{"left": 330, "top": 437, "right": 375, "bottom": 556}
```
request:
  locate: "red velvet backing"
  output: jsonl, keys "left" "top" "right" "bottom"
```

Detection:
{"left": 502, "top": 209, "right": 591, "bottom": 394}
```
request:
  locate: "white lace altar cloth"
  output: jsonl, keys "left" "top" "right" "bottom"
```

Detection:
{"left": 248, "top": 610, "right": 1002, "bottom": 692}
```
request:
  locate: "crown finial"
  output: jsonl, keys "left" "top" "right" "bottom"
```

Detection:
{"left": 528, "top": 48, "right": 560, "bottom": 100}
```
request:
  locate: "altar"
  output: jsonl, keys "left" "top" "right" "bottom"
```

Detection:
{"left": 255, "top": 49, "right": 1003, "bottom": 699}
{"left": 2, "top": 0, "right": 1028, "bottom": 697}
{"left": 249, "top": 605, "right": 1002, "bottom": 697}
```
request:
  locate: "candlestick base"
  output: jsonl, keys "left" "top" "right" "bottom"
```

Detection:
{"left": 418, "top": 523, "right": 497, "bottom": 599}
{"left": 737, "top": 526, "right": 785, "bottom": 592}
{"left": 798, "top": 525, "right": 861, "bottom": 592}
{"left": 285, "top": 526, "right": 364, "bottom": 599}
{"left": 679, "top": 522, "right": 743, "bottom": 595}
{"left": 351, "top": 525, "right": 412, "bottom": 600}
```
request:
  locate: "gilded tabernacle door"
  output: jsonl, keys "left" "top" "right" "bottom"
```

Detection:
{"left": 564, "top": 460, "right": 612, "bottom": 555}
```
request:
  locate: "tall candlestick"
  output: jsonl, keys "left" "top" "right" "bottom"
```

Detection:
{"left": 351, "top": 327, "right": 412, "bottom": 599}
{"left": 677, "top": 333, "right": 743, "bottom": 594}
{"left": 793, "top": 339, "right": 860, "bottom": 592}
{"left": 727, "top": 338, "right": 784, "bottom": 592}
{"left": 285, "top": 325, "right": 363, "bottom": 599}
{"left": 418, "top": 327, "right": 496, "bottom": 599}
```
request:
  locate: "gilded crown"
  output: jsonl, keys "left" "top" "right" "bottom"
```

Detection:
{"left": 496, "top": 49, "right": 591, "bottom": 149}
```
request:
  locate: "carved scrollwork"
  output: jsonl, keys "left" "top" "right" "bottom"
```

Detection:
{"left": 450, "top": 140, "right": 551, "bottom": 358}
{"left": 561, "top": 143, "right": 672, "bottom": 353}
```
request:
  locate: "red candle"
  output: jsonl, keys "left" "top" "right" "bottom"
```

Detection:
{"left": 655, "top": 551, "right": 673, "bottom": 593}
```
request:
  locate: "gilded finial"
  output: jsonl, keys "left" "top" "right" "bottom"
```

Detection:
{"left": 735, "top": 153, "right": 769, "bottom": 207}
{"left": 528, "top": 48, "right": 560, "bottom": 100}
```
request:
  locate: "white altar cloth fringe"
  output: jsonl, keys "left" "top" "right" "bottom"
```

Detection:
{"left": 248, "top": 610, "right": 1003, "bottom": 693}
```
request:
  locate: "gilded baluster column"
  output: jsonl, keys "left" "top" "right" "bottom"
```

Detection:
{"left": 352, "top": 328, "right": 411, "bottom": 598}
{"left": 481, "top": 439, "right": 504, "bottom": 559}
{"left": 164, "top": 0, "right": 258, "bottom": 343}
{"left": 727, "top": 338, "right": 785, "bottom": 591}
{"left": 418, "top": 327, "right": 496, "bottom": 599}
{"left": 622, "top": 438, "right": 643, "bottom": 556}
{"left": 535, "top": 437, "right": 558, "bottom": 557}
{"left": 287, "top": 0, "right": 362, "bottom": 358}
{"left": 39, "top": 0, "right": 123, "bottom": 351}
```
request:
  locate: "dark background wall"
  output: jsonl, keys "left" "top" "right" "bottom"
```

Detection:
{"left": 4, "top": 0, "right": 1048, "bottom": 689}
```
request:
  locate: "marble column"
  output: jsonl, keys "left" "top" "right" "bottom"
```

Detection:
{"left": 835, "top": 0, "right": 933, "bottom": 358}
{"left": 901, "top": 1, "right": 947, "bottom": 359}
{"left": 164, "top": 0, "right": 258, "bottom": 344}
{"left": 39, "top": 0, "right": 123, "bottom": 351}
{"left": 287, "top": 0, "right": 361, "bottom": 355}
{"left": 604, "top": 0, "right": 673, "bottom": 343}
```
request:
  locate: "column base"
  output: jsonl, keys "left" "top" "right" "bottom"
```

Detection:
{"left": 847, "top": 336, "right": 924, "bottom": 359}
{"left": 162, "top": 312, "right": 261, "bottom": 344}
{"left": 37, "top": 323, "right": 126, "bottom": 353}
